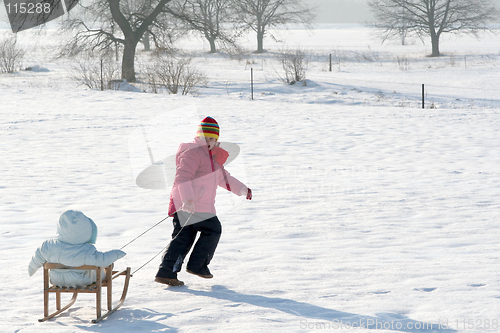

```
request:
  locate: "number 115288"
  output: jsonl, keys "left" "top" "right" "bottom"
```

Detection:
{"left": 6, "top": 2, "right": 52, "bottom": 14}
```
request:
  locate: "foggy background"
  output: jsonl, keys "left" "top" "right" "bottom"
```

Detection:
{"left": 306, "top": 0, "right": 373, "bottom": 23}
{"left": 1, "top": 0, "right": 500, "bottom": 28}
{"left": 306, "top": 0, "right": 500, "bottom": 23}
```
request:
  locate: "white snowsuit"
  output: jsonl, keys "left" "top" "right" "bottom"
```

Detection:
{"left": 28, "top": 210, "right": 126, "bottom": 287}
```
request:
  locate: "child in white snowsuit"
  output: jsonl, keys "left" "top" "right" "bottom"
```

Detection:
{"left": 155, "top": 116, "right": 252, "bottom": 286}
{"left": 28, "top": 210, "right": 126, "bottom": 287}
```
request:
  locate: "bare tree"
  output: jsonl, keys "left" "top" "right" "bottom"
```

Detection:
{"left": 167, "top": 0, "right": 239, "bottom": 53}
{"left": 368, "top": 0, "right": 498, "bottom": 57}
{"left": 236, "top": 0, "right": 315, "bottom": 53}
{"left": 61, "top": 0, "right": 178, "bottom": 82}
{"left": 279, "top": 48, "right": 307, "bottom": 84}
{"left": 398, "top": 2, "right": 410, "bottom": 45}
{"left": 0, "top": 35, "right": 25, "bottom": 73}
{"left": 144, "top": 55, "right": 208, "bottom": 94}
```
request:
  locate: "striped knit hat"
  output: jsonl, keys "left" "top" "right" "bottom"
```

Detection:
{"left": 196, "top": 116, "right": 220, "bottom": 140}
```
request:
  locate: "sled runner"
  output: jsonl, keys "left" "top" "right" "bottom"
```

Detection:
{"left": 38, "top": 263, "right": 131, "bottom": 323}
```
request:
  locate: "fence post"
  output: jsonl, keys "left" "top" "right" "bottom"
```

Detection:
{"left": 422, "top": 84, "right": 425, "bottom": 109}
{"left": 329, "top": 54, "right": 332, "bottom": 72}
{"left": 100, "top": 59, "right": 104, "bottom": 91}
{"left": 251, "top": 68, "right": 254, "bottom": 100}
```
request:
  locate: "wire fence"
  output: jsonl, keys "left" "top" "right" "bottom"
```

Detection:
{"left": 2, "top": 46, "right": 499, "bottom": 109}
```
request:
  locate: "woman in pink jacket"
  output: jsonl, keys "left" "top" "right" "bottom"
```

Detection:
{"left": 155, "top": 117, "right": 252, "bottom": 286}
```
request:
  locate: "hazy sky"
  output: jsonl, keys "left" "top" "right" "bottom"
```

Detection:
{"left": 306, "top": 0, "right": 373, "bottom": 23}
{"left": 1, "top": 0, "right": 500, "bottom": 27}
{"left": 0, "top": 0, "right": 371, "bottom": 26}
{"left": 306, "top": 0, "right": 500, "bottom": 23}
{"left": 0, "top": 0, "right": 374, "bottom": 27}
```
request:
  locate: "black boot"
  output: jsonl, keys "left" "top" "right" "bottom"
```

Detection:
{"left": 187, "top": 266, "right": 213, "bottom": 279}
{"left": 155, "top": 276, "right": 185, "bottom": 286}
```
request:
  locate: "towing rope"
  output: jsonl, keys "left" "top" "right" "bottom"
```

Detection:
{"left": 120, "top": 213, "right": 176, "bottom": 250}
{"left": 120, "top": 211, "right": 193, "bottom": 275}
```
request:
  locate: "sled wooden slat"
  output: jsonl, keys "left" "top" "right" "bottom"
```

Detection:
{"left": 38, "top": 263, "right": 131, "bottom": 323}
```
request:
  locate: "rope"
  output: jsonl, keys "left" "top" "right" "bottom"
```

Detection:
{"left": 132, "top": 244, "right": 169, "bottom": 275}
{"left": 124, "top": 212, "right": 193, "bottom": 275}
{"left": 120, "top": 212, "right": 176, "bottom": 250}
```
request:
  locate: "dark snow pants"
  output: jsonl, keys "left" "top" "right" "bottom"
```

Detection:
{"left": 156, "top": 211, "right": 221, "bottom": 279}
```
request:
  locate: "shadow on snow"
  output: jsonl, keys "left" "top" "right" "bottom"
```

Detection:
{"left": 76, "top": 308, "right": 177, "bottom": 332}
{"left": 172, "top": 285, "right": 456, "bottom": 333}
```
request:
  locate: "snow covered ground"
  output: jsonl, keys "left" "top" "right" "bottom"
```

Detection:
{"left": 1, "top": 24, "right": 500, "bottom": 332}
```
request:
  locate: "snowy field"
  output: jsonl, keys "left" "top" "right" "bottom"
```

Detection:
{"left": 1, "top": 24, "right": 500, "bottom": 332}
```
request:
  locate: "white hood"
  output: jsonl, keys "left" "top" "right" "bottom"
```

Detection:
{"left": 57, "top": 210, "right": 97, "bottom": 245}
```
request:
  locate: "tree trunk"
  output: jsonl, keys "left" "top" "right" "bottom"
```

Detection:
{"left": 204, "top": 31, "right": 217, "bottom": 53}
{"left": 256, "top": 29, "right": 264, "bottom": 53}
{"left": 430, "top": 31, "right": 440, "bottom": 57}
{"left": 143, "top": 31, "right": 151, "bottom": 51}
{"left": 208, "top": 37, "right": 217, "bottom": 53}
{"left": 122, "top": 39, "right": 139, "bottom": 82}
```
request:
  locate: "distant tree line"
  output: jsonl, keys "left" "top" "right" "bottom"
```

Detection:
{"left": 368, "top": 0, "right": 499, "bottom": 57}
{"left": 61, "top": 0, "right": 314, "bottom": 82}
{"left": 62, "top": 0, "right": 499, "bottom": 85}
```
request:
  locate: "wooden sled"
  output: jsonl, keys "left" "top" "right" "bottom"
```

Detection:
{"left": 38, "top": 263, "right": 132, "bottom": 323}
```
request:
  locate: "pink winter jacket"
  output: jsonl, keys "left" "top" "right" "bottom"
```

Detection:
{"left": 168, "top": 137, "right": 246, "bottom": 215}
